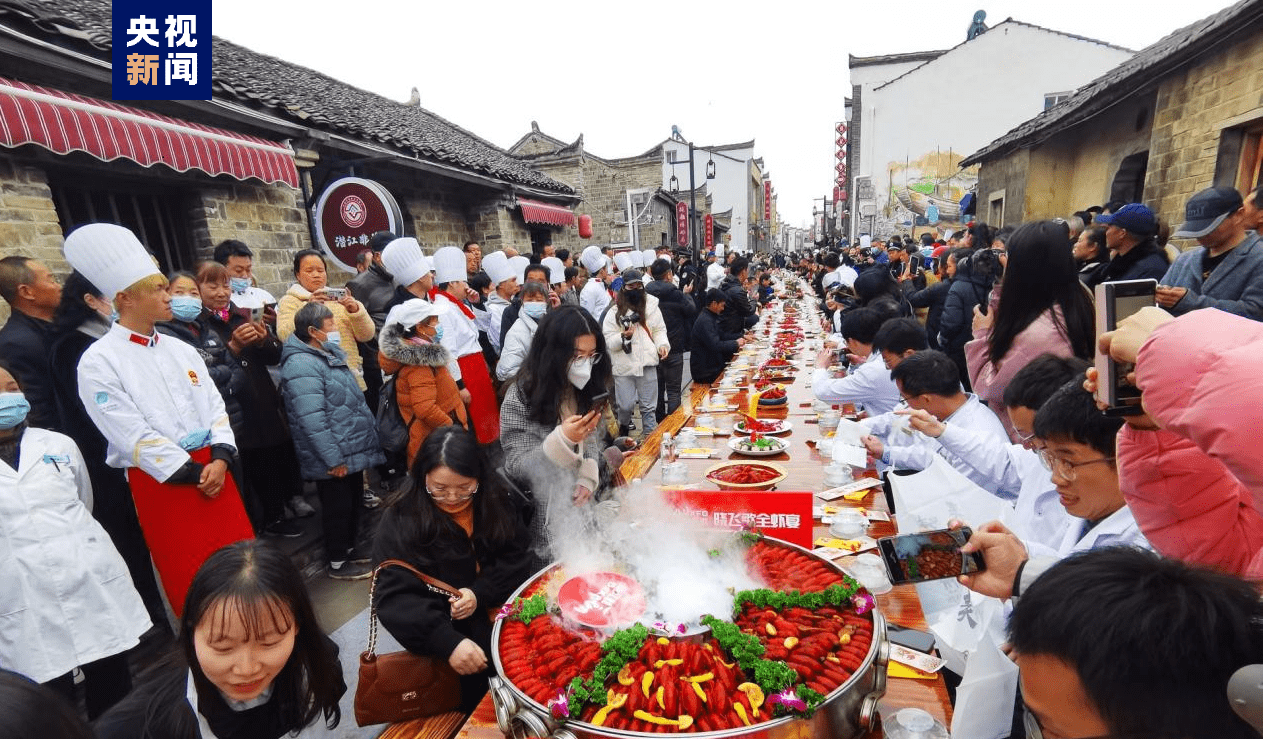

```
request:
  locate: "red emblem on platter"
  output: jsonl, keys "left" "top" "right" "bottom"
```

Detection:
{"left": 340, "top": 195, "right": 367, "bottom": 228}
{"left": 557, "top": 572, "right": 646, "bottom": 629}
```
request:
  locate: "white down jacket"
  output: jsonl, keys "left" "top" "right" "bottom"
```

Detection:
{"left": 601, "top": 293, "right": 670, "bottom": 377}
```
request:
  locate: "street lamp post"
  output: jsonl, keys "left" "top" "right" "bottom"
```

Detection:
{"left": 812, "top": 196, "right": 833, "bottom": 248}
{"left": 670, "top": 126, "right": 716, "bottom": 267}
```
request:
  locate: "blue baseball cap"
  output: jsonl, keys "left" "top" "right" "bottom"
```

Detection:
{"left": 1094, "top": 203, "right": 1157, "bottom": 236}
{"left": 1173, "top": 186, "right": 1244, "bottom": 238}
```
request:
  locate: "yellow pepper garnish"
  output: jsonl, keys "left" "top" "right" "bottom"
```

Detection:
{"left": 691, "top": 681, "right": 708, "bottom": 703}
{"left": 765, "top": 623, "right": 778, "bottom": 636}
{"left": 633, "top": 711, "right": 693, "bottom": 730}
{"left": 656, "top": 686, "right": 665, "bottom": 710}
{"left": 656, "top": 637, "right": 670, "bottom": 646}
{"left": 641, "top": 671, "right": 654, "bottom": 698}
{"left": 617, "top": 664, "right": 635, "bottom": 686}
{"left": 735, "top": 703, "right": 752, "bottom": 726}
{"left": 653, "top": 658, "right": 684, "bottom": 668}
{"left": 784, "top": 636, "right": 799, "bottom": 650}
{"left": 680, "top": 672, "right": 713, "bottom": 683}
{"left": 591, "top": 691, "right": 628, "bottom": 727}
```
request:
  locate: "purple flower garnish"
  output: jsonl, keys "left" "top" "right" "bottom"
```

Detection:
{"left": 547, "top": 689, "right": 570, "bottom": 720}
{"left": 852, "top": 593, "right": 875, "bottom": 614}
{"left": 768, "top": 689, "right": 807, "bottom": 712}
{"left": 496, "top": 601, "right": 520, "bottom": 621}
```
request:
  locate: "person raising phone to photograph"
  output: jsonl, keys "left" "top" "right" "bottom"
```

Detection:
{"left": 276, "top": 250, "right": 375, "bottom": 390}
{"left": 499, "top": 306, "right": 614, "bottom": 553}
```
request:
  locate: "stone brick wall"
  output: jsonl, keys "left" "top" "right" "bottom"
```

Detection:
{"left": 190, "top": 182, "right": 311, "bottom": 296}
{"left": 1144, "top": 30, "right": 1263, "bottom": 231}
{"left": 0, "top": 154, "right": 64, "bottom": 323}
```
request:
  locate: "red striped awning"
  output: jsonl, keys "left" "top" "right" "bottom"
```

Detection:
{"left": 0, "top": 76, "right": 299, "bottom": 188}
{"left": 518, "top": 197, "right": 575, "bottom": 227}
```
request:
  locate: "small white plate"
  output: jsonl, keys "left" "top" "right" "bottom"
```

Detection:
{"left": 727, "top": 436, "right": 790, "bottom": 457}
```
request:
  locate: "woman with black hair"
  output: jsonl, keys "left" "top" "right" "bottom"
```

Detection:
{"left": 0, "top": 669, "right": 95, "bottom": 739}
{"left": 47, "top": 271, "right": 166, "bottom": 627}
{"left": 95, "top": 540, "right": 345, "bottom": 739}
{"left": 1074, "top": 225, "right": 1110, "bottom": 286}
{"left": 500, "top": 305, "right": 614, "bottom": 550}
{"left": 373, "top": 426, "right": 532, "bottom": 711}
{"left": 275, "top": 249, "right": 375, "bottom": 390}
{"left": 967, "top": 220, "right": 1095, "bottom": 442}
{"left": 851, "top": 268, "right": 911, "bottom": 319}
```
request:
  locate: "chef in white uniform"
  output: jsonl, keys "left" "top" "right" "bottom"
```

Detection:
{"left": 482, "top": 251, "right": 517, "bottom": 353}
{"left": 432, "top": 245, "right": 499, "bottom": 443}
{"left": 579, "top": 245, "right": 612, "bottom": 321}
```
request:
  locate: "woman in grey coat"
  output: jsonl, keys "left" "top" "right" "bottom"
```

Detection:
{"left": 279, "top": 302, "right": 384, "bottom": 579}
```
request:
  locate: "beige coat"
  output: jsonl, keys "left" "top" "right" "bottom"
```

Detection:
{"left": 601, "top": 293, "right": 669, "bottom": 377}
{"left": 277, "top": 283, "right": 376, "bottom": 389}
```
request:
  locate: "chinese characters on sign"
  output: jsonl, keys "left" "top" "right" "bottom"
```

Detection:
{"left": 704, "top": 213, "right": 714, "bottom": 249}
{"left": 664, "top": 489, "right": 814, "bottom": 549}
{"left": 676, "top": 201, "right": 689, "bottom": 248}
{"left": 112, "top": 1, "right": 211, "bottom": 100}
{"left": 764, "top": 181, "right": 772, "bottom": 220}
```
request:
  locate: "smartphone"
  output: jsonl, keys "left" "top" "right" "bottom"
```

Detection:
{"left": 249, "top": 306, "right": 264, "bottom": 323}
{"left": 1093, "top": 279, "right": 1157, "bottom": 416}
{"left": 877, "top": 527, "right": 985, "bottom": 584}
{"left": 908, "top": 254, "right": 923, "bottom": 274}
{"left": 590, "top": 391, "right": 611, "bottom": 416}
{"left": 323, "top": 287, "right": 347, "bottom": 301}
{"left": 887, "top": 624, "right": 936, "bottom": 654}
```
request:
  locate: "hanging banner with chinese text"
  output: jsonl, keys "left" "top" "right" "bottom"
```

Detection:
{"left": 764, "top": 181, "right": 772, "bottom": 220}
{"left": 312, "top": 177, "right": 404, "bottom": 273}
{"left": 704, "top": 214, "right": 714, "bottom": 249}
{"left": 112, "top": 1, "right": 211, "bottom": 100}
{"left": 676, "top": 201, "right": 689, "bottom": 248}
{"left": 664, "top": 489, "right": 813, "bottom": 549}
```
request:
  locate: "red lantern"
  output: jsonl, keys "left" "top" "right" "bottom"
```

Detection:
{"left": 578, "top": 214, "right": 592, "bottom": 239}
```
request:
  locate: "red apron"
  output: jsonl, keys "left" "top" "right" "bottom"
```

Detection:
{"left": 459, "top": 352, "right": 500, "bottom": 443}
{"left": 127, "top": 447, "right": 254, "bottom": 617}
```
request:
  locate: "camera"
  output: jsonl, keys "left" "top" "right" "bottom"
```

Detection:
{"left": 619, "top": 311, "right": 641, "bottom": 329}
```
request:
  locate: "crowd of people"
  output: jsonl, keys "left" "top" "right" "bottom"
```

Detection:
{"left": 0, "top": 180, "right": 1261, "bottom": 737}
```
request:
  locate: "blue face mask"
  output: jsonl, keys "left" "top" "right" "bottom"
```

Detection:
{"left": 170, "top": 295, "right": 203, "bottom": 322}
{"left": 522, "top": 302, "right": 547, "bottom": 319}
{"left": 433, "top": 325, "right": 444, "bottom": 342}
{"left": 0, "top": 392, "right": 30, "bottom": 430}
{"left": 229, "top": 277, "right": 251, "bottom": 294}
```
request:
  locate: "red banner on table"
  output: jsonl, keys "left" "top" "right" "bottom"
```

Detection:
{"left": 664, "top": 489, "right": 814, "bottom": 549}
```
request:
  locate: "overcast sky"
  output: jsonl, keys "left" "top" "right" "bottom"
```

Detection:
{"left": 213, "top": 0, "right": 1235, "bottom": 227}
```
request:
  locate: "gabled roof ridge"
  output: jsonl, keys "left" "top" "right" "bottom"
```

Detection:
{"left": 874, "top": 17, "right": 1130, "bottom": 92}
{"left": 961, "top": 0, "right": 1263, "bottom": 165}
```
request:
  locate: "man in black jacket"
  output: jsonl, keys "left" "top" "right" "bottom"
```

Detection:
{"left": 646, "top": 257, "right": 697, "bottom": 420}
{"left": 719, "top": 256, "right": 758, "bottom": 336}
{"left": 690, "top": 289, "right": 746, "bottom": 384}
{"left": 0, "top": 256, "right": 62, "bottom": 430}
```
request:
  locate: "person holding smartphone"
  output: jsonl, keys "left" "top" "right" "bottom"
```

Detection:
{"left": 276, "top": 250, "right": 376, "bottom": 391}
{"left": 500, "top": 306, "right": 615, "bottom": 555}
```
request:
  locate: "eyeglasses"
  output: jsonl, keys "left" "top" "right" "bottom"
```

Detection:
{"left": 1037, "top": 450, "right": 1114, "bottom": 482}
{"left": 1014, "top": 428, "right": 1037, "bottom": 445}
{"left": 426, "top": 483, "right": 478, "bottom": 502}
{"left": 572, "top": 351, "right": 602, "bottom": 364}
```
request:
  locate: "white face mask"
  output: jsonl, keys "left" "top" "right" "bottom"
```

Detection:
{"left": 323, "top": 330, "right": 342, "bottom": 346}
{"left": 567, "top": 356, "right": 594, "bottom": 389}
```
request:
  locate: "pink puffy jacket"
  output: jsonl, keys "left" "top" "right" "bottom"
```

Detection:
{"left": 1117, "top": 309, "right": 1263, "bottom": 579}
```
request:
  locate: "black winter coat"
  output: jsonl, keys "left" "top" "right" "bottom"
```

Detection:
{"left": 938, "top": 264, "right": 992, "bottom": 358}
{"left": 689, "top": 309, "right": 741, "bottom": 384}
{"left": 718, "top": 276, "right": 758, "bottom": 336}
{"left": 908, "top": 279, "right": 951, "bottom": 350}
{"left": 646, "top": 279, "right": 697, "bottom": 355}
{"left": 201, "top": 310, "right": 288, "bottom": 449}
{"left": 0, "top": 311, "right": 58, "bottom": 430}
{"left": 1092, "top": 242, "right": 1169, "bottom": 287}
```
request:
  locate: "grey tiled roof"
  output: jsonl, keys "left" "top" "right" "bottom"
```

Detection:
{"left": 961, "top": 0, "right": 1262, "bottom": 166}
{"left": 1, "top": 0, "right": 575, "bottom": 194}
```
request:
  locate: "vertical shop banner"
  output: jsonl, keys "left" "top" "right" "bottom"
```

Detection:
{"left": 664, "top": 489, "right": 814, "bottom": 549}
{"left": 676, "top": 201, "right": 689, "bottom": 248}
{"left": 112, "top": 0, "right": 211, "bottom": 100}
{"left": 764, "top": 181, "right": 772, "bottom": 220}
{"left": 704, "top": 214, "right": 714, "bottom": 249}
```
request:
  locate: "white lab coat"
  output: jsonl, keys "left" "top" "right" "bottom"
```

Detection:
{"left": 580, "top": 279, "right": 611, "bottom": 323}
{"left": 812, "top": 352, "right": 901, "bottom": 415}
{"left": 0, "top": 428, "right": 151, "bottom": 682}
{"left": 77, "top": 323, "right": 235, "bottom": 481}
{"left": 868, "top": 395, "right": 1015, "bottom": 497}
{"left": 1027, "top": 504, "right": 1152, "bottom": 560}
{"left": 934, "top": 424, "right": 1072, "bottom": 551}
{"left": 486, "top": 293, "right": 512, "bottom": 353}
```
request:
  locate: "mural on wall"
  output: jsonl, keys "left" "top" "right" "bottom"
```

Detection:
{"left": 882, "top": 150, "right": 978, "bottom": 235}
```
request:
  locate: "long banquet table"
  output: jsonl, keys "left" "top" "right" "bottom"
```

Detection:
{"left": 385, "top": 286, "right": 952, "bottom": 739}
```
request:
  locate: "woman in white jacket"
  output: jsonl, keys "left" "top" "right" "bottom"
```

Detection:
{"left": 601, "top": 269, "right": 670, "bottom": 439}
{"left": 0, "top": 360, "right": 150, "bottom": 719}
{"left": 497, "top": 281, "right": 549, "bottom": 382}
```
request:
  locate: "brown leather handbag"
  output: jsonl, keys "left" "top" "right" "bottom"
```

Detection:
{"left": 353, "top": 559, "right": 463, "bottom": 726}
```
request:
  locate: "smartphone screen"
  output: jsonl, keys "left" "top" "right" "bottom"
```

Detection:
{"left": 877, "top": 527, "right": 985, "bottom": 584}
{"left": 1093, "top": 280, "right": 1156, "bottom": 414}
{"left": 590, "top": 391, "right": 611, "bottom": 416}
{"left": 324, "top": 287, "right": 347, "bottom": 301}
{"left": 887, "top": 624, "right": 936, "bottom": 653}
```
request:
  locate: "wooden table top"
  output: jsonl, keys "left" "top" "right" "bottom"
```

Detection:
{"left": 388, "top": 300, "right": 952, "bottom": 738}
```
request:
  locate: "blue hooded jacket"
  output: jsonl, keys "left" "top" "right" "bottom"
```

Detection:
{"left": 279, "top": 334, "right": 384, "bottom": 480}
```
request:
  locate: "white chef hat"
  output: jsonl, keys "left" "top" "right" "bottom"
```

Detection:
{"left": 63, "top": 223, "right": 161, "bottom": 299}
{"left": 643, "top": 247, "right": 659, "bottom": 264}
{"left": 706, "top": 262, "right": 726, "bottom": 290}
{"left": 381, "top": 237, "right": 431, "bottom": 288}
{"left": 481, "top": 251, "right": 514, "bottom": 285}
{"left": 384, "top": 298, "right": 440, "bottom": 329}
{"left": 541, "top": 256, "right": 565, "bottom": 285}
{"left": 509, "top": 255, "right": 530, "bottom": 284}
{"left": 432, "top": 246, "right": 468, "bottom": 284}
{"left": 613, "top": 252, "right": 633, "bottom": 272}
{"left": 580, "top": 245, "right": 607, "bottom": 274}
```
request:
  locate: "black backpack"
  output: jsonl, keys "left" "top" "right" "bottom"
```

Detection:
{"left": 375, "top": 373, "right": 412, "bottom": 455}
